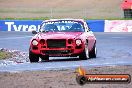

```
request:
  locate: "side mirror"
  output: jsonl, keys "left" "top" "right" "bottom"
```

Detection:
{"left": 32, "top": 30, "right": 37, "bottom": 34}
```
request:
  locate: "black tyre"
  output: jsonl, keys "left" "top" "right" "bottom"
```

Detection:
{"left": 124, "top": 9, "right": 132, "bottom": 18}
{"left": 76, "top": 75, "right": 87, "bottom": 85}
{"left": 79, "top": 45, "right": 89, "bottom": 60}
{"left": 89, "top": 43, "right": 97, "bottom": 58}
{"left": 29, "top": 51, "right": 39, "bottom": 63}
{"left": 41, "top": 55, "right": 49, "bottom": 61}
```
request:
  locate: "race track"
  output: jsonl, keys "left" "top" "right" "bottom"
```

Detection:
{"left": 0, "top": 32, "right": 132, "bottom": 72}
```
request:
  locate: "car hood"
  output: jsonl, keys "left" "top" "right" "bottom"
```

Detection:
{"left": 37, "top": 32, "right": 83, "bottom": 39}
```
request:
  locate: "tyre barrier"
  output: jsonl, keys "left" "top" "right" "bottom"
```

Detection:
{"left": 0, "top": 20, "right": 132, "bottom": 32}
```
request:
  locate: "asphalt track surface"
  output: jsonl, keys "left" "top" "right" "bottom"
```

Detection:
{"left": 0, "top": 32, "right": 132, "bottom": 72}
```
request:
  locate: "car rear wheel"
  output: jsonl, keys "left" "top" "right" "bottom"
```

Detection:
{"left": 29, "top": 51, "right": 39, "bottom": 63}
{"left": 79, "top": 45, "right": 89, "bottom": 60}
{"left": 89, "top": 43, "right": 97, "bottom": 58}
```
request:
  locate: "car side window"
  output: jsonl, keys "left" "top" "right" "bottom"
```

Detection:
{"left": 84, "top": 22, "right": 90, "bottom": 32}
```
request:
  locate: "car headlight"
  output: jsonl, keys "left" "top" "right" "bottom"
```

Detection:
{"left": 76, "top": 39, "right": 82, "bottom": 46}
{"left": 32, "top": 40, "right": 38, "bottom": 46}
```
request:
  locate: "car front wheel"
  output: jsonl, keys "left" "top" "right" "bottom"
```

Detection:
{"left": 89, "top": 44, "right": 97, "bottom": 58}
{"left": 41, "top": 55, "right": 49, "bottom": 61}
{"left": 79, "top": 45, "right": 89, "bottom": 60}
{"left": 29, "top": 51, "right": 39, "bottom": 63}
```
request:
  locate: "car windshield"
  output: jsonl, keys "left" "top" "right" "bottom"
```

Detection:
{"left": 40, "top": 20, "right": 85, "bottom": 32}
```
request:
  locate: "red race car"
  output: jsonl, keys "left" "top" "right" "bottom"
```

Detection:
{"left": 29, "top": 19, "right": 97, "bottom": 62}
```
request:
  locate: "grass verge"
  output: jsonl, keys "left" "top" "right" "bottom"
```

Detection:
{"left": 0, "top": 17, "right": 132, "bottom": 20}
{"left": 0, "top": 51, "right": 12, "bottom": 60}
{"left": 0, "top": 17, "right": 50, "bottom": 20}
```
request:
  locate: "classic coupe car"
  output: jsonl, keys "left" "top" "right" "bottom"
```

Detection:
{"left": 29, "top": 19, "right": 97, "bottom": 62}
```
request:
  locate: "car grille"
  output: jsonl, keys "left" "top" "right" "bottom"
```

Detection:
{"left": 42, "top": 50, "right": 72, "bottom": 54}
{"left": 47, "top": 39, "right": 66, "bottom": 48}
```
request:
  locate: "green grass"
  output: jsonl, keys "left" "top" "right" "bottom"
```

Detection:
{"left": 0, "top": 17, "right": 50, "bottom": 20}
{"left": 83, "top": 17, "right": 132, "bottom": 20}
{"left": 0, "top": 51, "right": 12, "bottom": 60}
{"left": 0, "top": 17, "right": 132, "bottom": 20}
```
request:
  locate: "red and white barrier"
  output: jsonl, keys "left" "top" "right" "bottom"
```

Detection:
{"left": 105, "top": 20, "right": 132, "bottom": 32}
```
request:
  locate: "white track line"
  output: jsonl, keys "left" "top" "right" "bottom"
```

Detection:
{"left": 0, "top": 36, "right": 33, "bottom": 40}
{"left": 111, "top": 37, "right": 126, "bottom": 39}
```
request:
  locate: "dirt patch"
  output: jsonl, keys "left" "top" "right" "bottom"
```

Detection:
{"left": 0, "top": 65, "right": 131, "bottom": 88}
{"left": 0, "top": 0, "right": 123, "bottom": 18}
